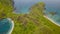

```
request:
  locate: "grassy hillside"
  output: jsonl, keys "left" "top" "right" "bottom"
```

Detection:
{"left": 0, "top": 0, "right": 14, "bottom": 19}
{"left": 12, "top": 2, "right": 60, "bottom": 34}
{"left": 0, "top": 0, "right": 60, "bottom": 34}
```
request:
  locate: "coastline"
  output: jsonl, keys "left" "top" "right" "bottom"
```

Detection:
{"left": 43, "top": 15, "right": 60, "bottom": 26}
{"left": 7, "top": 18, "right": 14, "bottom": 34}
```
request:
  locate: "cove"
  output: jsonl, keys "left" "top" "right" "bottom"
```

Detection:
{"left": 0, "top": 18, "right": 14, "bottom": 34}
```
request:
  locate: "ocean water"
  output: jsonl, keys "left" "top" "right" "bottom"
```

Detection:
{"left": 43, "top": 0, "right": 60, "bottom": 25}
{"left": 13, "top": 0, "right": 60, "bottom": 25}
{"left": 0, "top": 18, "right": 13, "bottom": 34}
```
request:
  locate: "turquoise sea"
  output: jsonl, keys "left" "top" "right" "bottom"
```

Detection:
{"left": 0, "top": 18, "right": 13, "bottom": 34}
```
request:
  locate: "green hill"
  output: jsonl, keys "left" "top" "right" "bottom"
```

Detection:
{"left": 0, "top": 0, "right": 60, "bottom": 34}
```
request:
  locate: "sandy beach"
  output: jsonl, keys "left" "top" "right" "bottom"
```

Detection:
{"left": 43, "top": 15, "right": 60, "bottom": 26}
{"left": 7, "top": 18, "right": 14, "bottom": 34}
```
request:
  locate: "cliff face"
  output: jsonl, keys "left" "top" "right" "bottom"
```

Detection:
{"left": 0, "top": 0, "right": 13, "bottom": 19}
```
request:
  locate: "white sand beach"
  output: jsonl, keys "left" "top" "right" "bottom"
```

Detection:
{"left": 7, "top": 18, "right": 14, "bottom": 34}
{"left": 43, "top": 15, "right": 60, "bottom": 26}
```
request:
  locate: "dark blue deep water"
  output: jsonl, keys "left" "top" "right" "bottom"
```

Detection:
{"left": 14, "top": 0, "right": 60, "bottom": 25}
{"left": 0, "top": 18, "right": 13, "bottom": 34}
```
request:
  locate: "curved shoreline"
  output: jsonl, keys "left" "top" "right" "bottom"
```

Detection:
{"left": 43, "top": 15, "right": 60, "bottom": 26}
{"left": 7, "top": 18, "right": 14, "bottom": 34}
